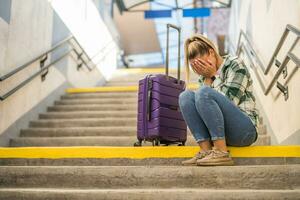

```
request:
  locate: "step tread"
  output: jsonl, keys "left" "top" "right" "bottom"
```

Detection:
{"left": 21, "top": 127, "right": 137, "bottom": 132}
{"left": 0, "top": 165, "right": 298, "bottom": 189}
{"left": 39, "top": 111, "right": 137, "bottom": 118}
{"left": 58, "top": 98, "right": 137, "bottom": 102}
{"left": 61, "top": 93, "right": 138, "bottom": 99}
{"left": 47, "top": 104, "right": 137, "bottom": 112}
{"left": 20, "top": 127, "right": 137, "bottom": 137}
{"left": 49, "top": 104, "right": 137, "bottom": 108}
{"left": 2, "top": 188, "right": 298, "bottom": 200}
{"left": 2, "top": 188, "right": 299, "bottom": 192}
{"left": 31, "top": 118, "right": 137, "bottom": 122}
{"left": 9, "top": 136, "right": 191, "bottom": 147}
{"left": 9, "top": 134, "right": 273, "bottom": 147}
{"left": 29, "top": 118, "right": 137, "bottom": 128}
{"left": 55, "top": 99, "right": 136, "bottom": 105}
{"left": 41, "top": 111, "right": 137, "bottom": 114}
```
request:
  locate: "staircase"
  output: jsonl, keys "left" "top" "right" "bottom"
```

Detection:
{"left": 0, "top": 68, "right": 299, "bottom": 199}
{"left": 9, "top": 68, "right": 270, "bottom": 147}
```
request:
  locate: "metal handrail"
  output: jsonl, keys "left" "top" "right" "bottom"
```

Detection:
{"left": 265, "top": 24, "right": 300, "bottom": 75}
{"left": 94, "top": 45, "right": 118, "bottom": 66}
{"left": 225, "top": 36, "right": 235, "bottom": 56}
{"left": 236, "top": 24, "right": 300, "bottom": 96}
{"left": 0, "top": 50, "right": 73, "bottom": 101}
{"left": 0, "top": 35, "right": 106, "bottom": 101}
{"left": 239, "top": 43, "right": 267, "bottom": 93}
{"left": 89, "top": 39, "right": 116, "bottom": 61}
{"left": 236, "top": 31, "right": 266, "bottom": 72}
{"left": 0, "top": 36, "right": 93, "bottom": 82}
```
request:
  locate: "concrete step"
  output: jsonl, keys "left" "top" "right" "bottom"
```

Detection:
{"left": 252, "top": 135, "right": 271, "bottom": 146}
{"left": 257, "top": 124, "right": 267, "bottom": 135}
{"left": 54, "top": 98, "right": 137, "bottom": 105}
{"left": 61, "top": 92, "right": 137, "bottom": 100}
{"left": 0, "top": 165, "right": 299, "bottom": 189}
{"left": 65, "top": 85, "right": 197, "bottom": 94}
{"left": 1, "top": 188, "right": 299, "bottom": 200}
{"left": 2, "top": 156, "right": 299, "bottom": 166}
{"left": 9, "top": 136, "right": 191, "bottom": 147}
{"left": 20, "top": 127, "right": 137, "bottom": 137}
{"left": 39, "top": 111, "right": 137, "bottom": 119}
{"left": 10, "top": 135, "right": 270, "bottom": 147}
{"left": 258, "top": 116, "right": 264, "bottom": 125}
{"left": 109, "top": 73, "right": 200, "bottom": 83}
{"left": 105, "top": 80, "right": 199, "bottom": 85}
{"left": 19, "top": 127, "right": 269, "bottom": 145}
{"left": 47, "top": 104, "right": 137, "bottom": 112}
{"left": 29, "top": 118, "right": 137, "bottom": 128}
{"left": 105, "top": 81, "right": 139, "bottom": 86}
{"left": 1, "top": 146, "right": 299, "bottom": 166}
{"left": 108, "top": 78, "right": 200, "bottom": 84}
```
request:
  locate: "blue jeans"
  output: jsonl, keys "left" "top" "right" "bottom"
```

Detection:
{"left": 178, "top": 86, "right": 257, "bottom": 147}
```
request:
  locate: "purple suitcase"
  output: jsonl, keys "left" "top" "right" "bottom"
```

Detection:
{"left": 134, "top": 24, "right": 187, "bottom": 146}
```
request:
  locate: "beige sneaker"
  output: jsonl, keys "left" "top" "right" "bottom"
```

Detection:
{"left": 196, "top": 148, "right": 234, "bottom": 166}
{"left": 182, "top": 151, "right": 209, "bottom": 166}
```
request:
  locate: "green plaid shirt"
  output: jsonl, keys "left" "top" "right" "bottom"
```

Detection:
{"left": 198, "top": 55, "right": 259, "bottom": 127}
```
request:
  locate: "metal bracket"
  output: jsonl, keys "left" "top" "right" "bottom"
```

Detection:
{"left": 77, "top": 52, "right": 84, "bottom": 71}
{"left": 77, "top": 63, "right": 83, "bottom": 71}
{"left": 276, "top": 81, "right": 289, "bottom": 101}
{"left": 275, "top": 59, "right": 288, "bottom": 79}
{"left": 282, "top": 66, "right": 288, "bottom": 79}
{"left": 40, "top": 54, "right": 48, "bottom": 81}
{"left": 77, "top": 52, "right": 83, "bottom": 60}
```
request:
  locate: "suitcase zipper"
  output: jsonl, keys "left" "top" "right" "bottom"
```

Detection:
{"left": 143, "top": 75, "right": 152, "bottom": 140}
{"left": 147, "top": 78, "right": 152, "bottom": 121}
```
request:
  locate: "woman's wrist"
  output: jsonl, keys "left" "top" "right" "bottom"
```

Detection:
{"left": 204, "top": 77, "right": 213, "bottom": 86}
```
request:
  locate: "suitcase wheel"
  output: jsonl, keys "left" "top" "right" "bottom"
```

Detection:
{"left": 134, "top": 140, "right": 142, "bottom": 147}
{"left": 152, "top": 139, "right": 160, "bottom": 146}
{"left": 178, "top": 142, "right": 185, "bottom": 146}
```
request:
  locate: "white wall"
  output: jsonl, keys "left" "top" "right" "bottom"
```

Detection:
{"left": 0, "top": 0, "right": 111, "bottom": 143}
{"left": 228, "top": 0, "right": 300, "bottom": 144}
{"left": 0, "top": 18, "right": 8, "bottom": 74}
{"left": 49, "top": 0, "right": 120, "bottom": 80}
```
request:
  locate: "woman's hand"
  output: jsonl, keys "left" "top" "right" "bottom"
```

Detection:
{"left": 191, "top": 58, "right": 216, "bottom": 78}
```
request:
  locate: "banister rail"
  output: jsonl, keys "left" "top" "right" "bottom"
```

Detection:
{"left": 235, "top": 24, "right": 300, "bottom": 100}
{"left": 264, "top": 24, "right": 300, "bottom": 75}
{"left": 0, "top": 50, "right": 72, "bottom": 101}
{"left": 0, "top": 36, "right": 91, "bottom": 82}
{"left": 0, "top": 35, "right": 113, "bottom": 101}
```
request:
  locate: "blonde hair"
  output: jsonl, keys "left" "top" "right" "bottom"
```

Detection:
{"left": 184, "top": 34, "right": 220, "bottom": 84}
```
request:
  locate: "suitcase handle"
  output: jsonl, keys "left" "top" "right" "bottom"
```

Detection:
{"left": 166, "top": 23, "right": 181, "bottom": 82}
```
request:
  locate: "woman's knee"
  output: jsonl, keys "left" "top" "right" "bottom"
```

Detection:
{"left": 179, "top": 90, "right": 194, "bottom": 107}
{"left": 195, "top": 86, "right": 214, "bottom": 101}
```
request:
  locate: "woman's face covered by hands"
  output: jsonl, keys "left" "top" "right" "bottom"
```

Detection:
{"left": 190, "top": 49, "right": 218, "bottom": 78}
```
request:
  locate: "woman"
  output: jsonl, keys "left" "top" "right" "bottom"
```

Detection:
{"left": 179, "top": 34, "right": 259, "bottom": 166}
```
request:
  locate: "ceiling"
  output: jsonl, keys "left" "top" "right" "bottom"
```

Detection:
{"left": 112, "top": 0, "right": 231, "bottom": 67}
{"left": 113, "top": 2, "right": 161, "bottom": 56}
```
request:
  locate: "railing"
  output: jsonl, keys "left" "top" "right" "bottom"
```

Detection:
{"left": 89, "top": 39, "right": 117, "bottom": 66}
{"left": 0, "top": 36, "right": 101, "bottom": 101}
{"left": 234, "top": 24, "right": 300, "bottom": 100}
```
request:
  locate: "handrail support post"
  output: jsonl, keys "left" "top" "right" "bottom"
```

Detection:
{"left": 276, "top": 82, "right": 289, "bottom": 101}
{"left": 40, "top": 54, "right": 48, "bottom": 81}
{"left": 77, "top": 52, "right": 84, "bottom": 71}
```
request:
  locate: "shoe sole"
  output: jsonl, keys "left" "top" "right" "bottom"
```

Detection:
{"left": 196, "top": 160, "right": 234, "bottom": 166}
{"left": 182, "top": 163, "right": 197, "bottom": 166}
